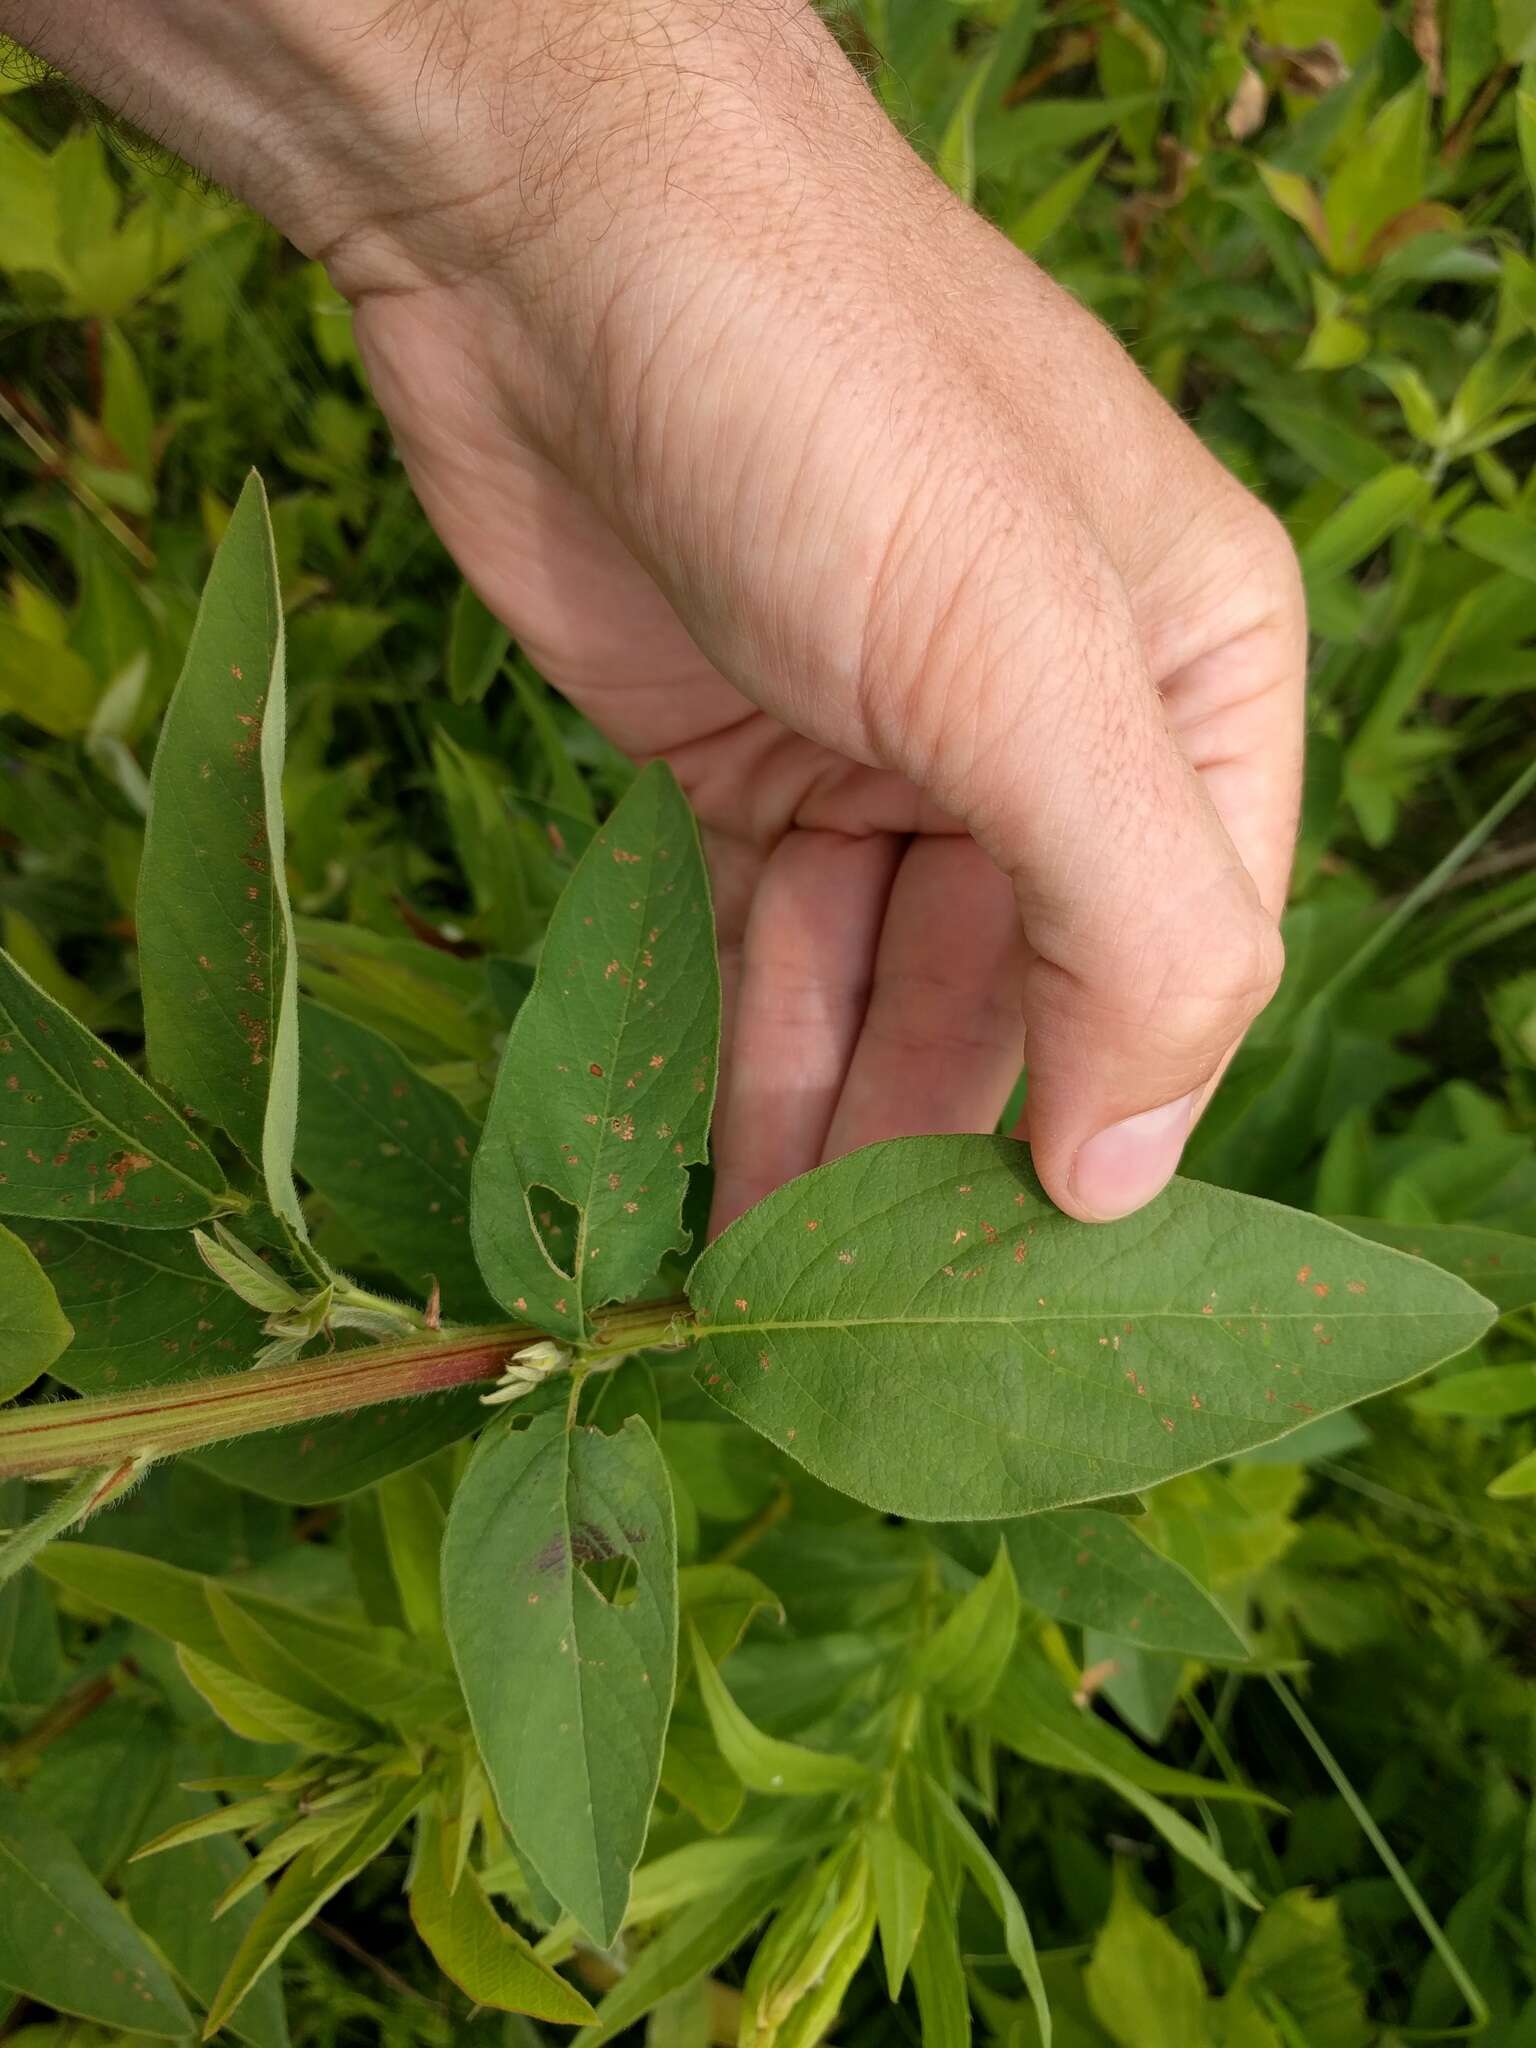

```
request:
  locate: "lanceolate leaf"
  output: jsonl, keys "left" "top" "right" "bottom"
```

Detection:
{"left": 1333, "top": 1215, "right": 1536, "bottom": 1316}
{"left": 138, "top": 471, "right": 302, "bottom": 1228}
{"left": 581, "top": 1859, "right": 789, "bottom": 2047}
{"left": 0, "top": 1219, "right": 71, "bottom": 1398}
{"left": 409, "top": 1814, "right": 596, "bottom": 2023}
{"left": 296, "top": 1001, "right": 499, "bottom": 1319}
{"left": 914, "top": 1540, "right": 1020, "bottom": 1715}
{"left": 996, "top": 1508, "right": 1248, "bottom": 1659}
{"left": 0, "top": 1782, "right": 192, "bottom": 2038}
{"left": 123, "top": 1796, "right": 290, "bottom": 2048}
{"left": 692, "top": 1627, "right": 869, "bottom": 1797}
{"left": 472, "top": 761, "right": 719, "bottom": 1341}
{"left": 203, "top": 1777, "right": 424, "bottom": 2038}
{"left": 36, "top": 1542, "right": 459, "bottom": 1729}
{"left": 122, "top": 1776, "right": 291, "bottom": 2048}
{"left": 688, "top": 1137, "right": 1496, "bottom": 1520}
{"left": 0, "top": 950, "right": 229, "bottom": 1227}
{"left": 442, "top": 1408, "right": 678, "bottom": 1942}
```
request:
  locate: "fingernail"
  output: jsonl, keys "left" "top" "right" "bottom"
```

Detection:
{"left": 1070, "top": 1091, "right": 1198, "bottom": 1222}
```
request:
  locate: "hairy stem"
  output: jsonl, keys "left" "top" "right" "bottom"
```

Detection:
{"left": 0, "top": 1300, "right": 694, "bottom": 1480}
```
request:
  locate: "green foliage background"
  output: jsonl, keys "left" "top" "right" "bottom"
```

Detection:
{"left": 1, "top": 0, "right": 1535, "bottom": 2042}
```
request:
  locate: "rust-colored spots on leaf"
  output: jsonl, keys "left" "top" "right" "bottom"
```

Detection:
{"left": 589, "top": 1062, "right": 605, "bottom": 1077}
{"left": 97, "top": 1150, "right": 152, "bottom": 1204}
{"left": 734, "top": 1297, "right": 748, "bottom": 1312}
{"left": 1347, "top": 1279, "right": 1367, "bottom": 1295}
{"left": 1296, "top": 1265, "right": 1312, "bottom": 1284}
{"left": 238, "top": 1011, "right": 268, "bottom": 1066}
{"left": 1312, "top": 1282, "right": 1330, "bottom": 1297}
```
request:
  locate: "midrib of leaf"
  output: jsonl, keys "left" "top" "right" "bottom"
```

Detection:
{"left": 713, "top": 1309, "right": 1484, "bottom": 1335}
{"left": 0, "top": 977, "right": 223, "bottom": 1209}
{"left": 570, "top": 790, "right": 672, "bottom": 1295}
{"left": 45, "top": 1225, "right": 221, "bottom": 1287}
{"left": 550, "top": 1429, "right": 613, "bottom": 1925}
{"left": 148, "top": 534, "right": 283, "bottom": 1157}
{"left": 0, "top": 1833, "right": 149, "bottom": 1980}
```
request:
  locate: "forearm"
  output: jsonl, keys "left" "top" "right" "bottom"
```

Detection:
{"left": 0, "top": 0, "right": 864, "bottom": 295}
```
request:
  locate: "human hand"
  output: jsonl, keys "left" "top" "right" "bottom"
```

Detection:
{"left": 8, "top": 0, "right": 1305, "bottom": 1230}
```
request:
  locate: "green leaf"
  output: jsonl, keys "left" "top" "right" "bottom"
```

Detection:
{"left": 431, "top": 733, "right": 541, "bottom": 955}
{"left": 206, "top": 1583, "right": 378, "bottom": 1736}
{"left": 1298, "top": 466, "right": 1431, "bottom": 584}
{"left": 1084, "top": 1863, "right": 1209, "bottom": 2048}
{"left": 1009, "top": 139, "right": 1114, "bottom": 254}
{"left": 997, "top": 1509, "right": 1248, "bottom": 1658}
{"left": 692, "top": 1625, "right": 869, "bottom": 1797}
{"left": 0, "top": 621, "right": 99, "bottom": 738}
{"left": 1519, "top": 70, "right": 1536, "bottom": 203}
{"left": 986, "top": 1644, "right": 1262, "bottom": 1905}
{"left": 678, "top": 1561, "right": 782, "bottom": 1664}
{"left": 295, "top": 1001, "right": 499, "bottom": 1320}
{"left": 0, "top": 1782, "right": 192, "bottom": 2038}
{"left": 1333, "top": 1215, "right": 1536, "bottom": 1315}
{"left": 445, "top": 581, "right": 510, "bottom": 705}
{"left": 37, "top": 1542, "right": 456, "bottom": 1729}
{"left": 178, "top": 1647, "right": 359, "bottom": 1750}
{"left": 688, "top": 1137, "right": 1495, "bottom": 1520}
{"left": 1229, "top": 1890, "right": 1369, "bottom": 2048}
{"left": 914, "top": 1539, "right": 1020, "bottom": 1714}
{"left": 377, "top": 1467, "right": 447, "bottom": 1639}
{"left": 138, "top": 470, "right": 303, "bottom": 1227}
{"left": 1450, "top": 506, "right": 1536, "bottom": 583}
{"left": 25, "top": 1694, "right": 172, "bottom": 1883}
{"left": 1323, "top": 78, "right": 1428, "bottom": 273}
{"left": 203, "top": 1776, "right": 423, "bottom": 2038}
{"left": 0, "top": 949, "right": 230, "bottom": 1227}
{"left": 660, "top": 1696, "right": 745, "bottom": 1833}
{"left": 581, "top": 1858, "right": 786, "bottom": 2046}
{"left": 1488, "top": 1445, "right": 1536, "bottom": 1497}
{"left": 26, "top": 1218, "right": 484, "bottom": 1501}
{"left": 1410, "top": 1363, "right": 1536, "bottom": 1419}
{"left": 442, "top": 1408, "right": 678, "bottom": 1942}
{"left": 121, "top": 1778, "right": 291, "bottom": 2048}
{"left": 199, "top": 1390, "right": 490, "bottom": 1505}
{"left": 937, "top": 56, "right": 990, "bottom": 201}
{"left": 472, "top": 760, "right": 719, "bottom": 1341}
{"left": 409, "top": 1815, "right": 596, "bottom": 2023}
{"left": 986, "top": 1637, "right": 1271, "bottom": 1809}
{"left": 866, "top": 1820, "right": 930, "bottom": 2000}
{"left": 30, "top": 1217, "right": 265, "bottom": 1389}
{"left": 895, "top": 1768, "right": 971, "bottom": 2048}
{"left": 35, "top": 1541, "right": 227, "bottom": 1660}
{"left": 0, "top": 1219, "right": 71, "bottom": 1398}
{"left": 922, "top": 1779, "right": 1051, "bottom": 2045}
{"left": 1256, "top": 163, "right": 1330, "bottom": 259}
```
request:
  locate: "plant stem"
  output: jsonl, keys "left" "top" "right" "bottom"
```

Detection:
{"left": 0, "top": 1462, "right": 127, "bottom": 1585}
{"left": 0, "top": 1301, "right": 697, "bottom": 1482}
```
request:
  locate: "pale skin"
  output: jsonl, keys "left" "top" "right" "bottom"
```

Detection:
{"left": 6, "top": 0, "right": 1306, "bottom": 1231}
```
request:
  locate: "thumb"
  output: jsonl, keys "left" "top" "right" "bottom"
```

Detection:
{"left": 901, "top": 567, "right": 1285, "bottom": 1226}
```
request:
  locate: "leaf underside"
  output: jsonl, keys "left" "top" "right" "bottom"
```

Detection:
{"left": 442, "top": 1408, "right": 678, "bottom": 1943}
{"left": 0, "top": 948, "right": 228, "bottom": 1228}
{"left": 137, "top": 469, "right": 302, "bottom": 1226}
{"left": 472, "top": 760, "right": 719, "bottom": 1340}
{"left": 687, "top": 1136, "right": 1496, "bottom": 1520}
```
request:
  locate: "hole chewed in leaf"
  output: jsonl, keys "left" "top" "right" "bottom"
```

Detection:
{"left": 527, "top": 1183, "right": 579, "bottom": 1279}
{"left": 580, "top": 1549, "right": 639, "bottom": 1608}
